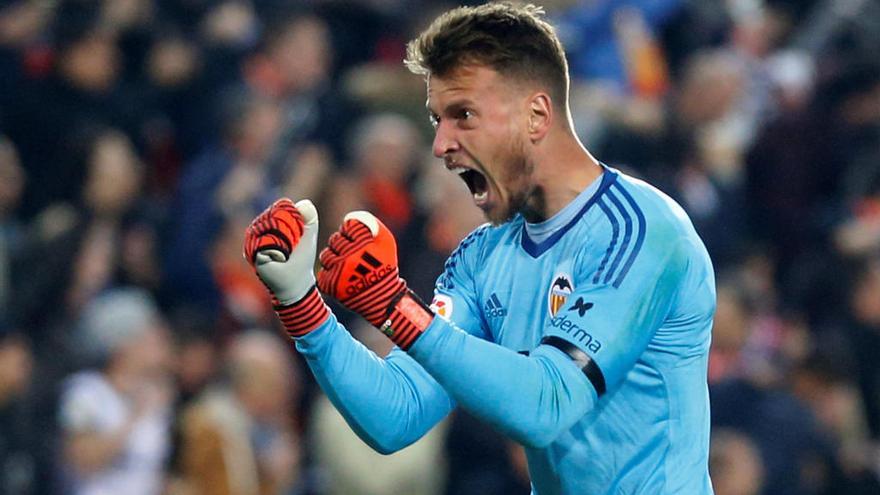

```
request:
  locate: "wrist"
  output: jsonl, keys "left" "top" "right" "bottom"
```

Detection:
{"left": 379, "top": 289, "right": 434, "bottom": 350}
{"left": 341, "top": 273, "right": 407, "bottom": 327}
{"left": 273, "top": 286, "right": 331, "bottom": 338}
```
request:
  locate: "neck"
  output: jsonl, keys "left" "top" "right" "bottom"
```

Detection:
{"left": 527, "top": 131, "right": 602, "bottom": 221}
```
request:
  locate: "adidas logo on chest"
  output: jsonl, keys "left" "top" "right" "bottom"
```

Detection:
{"left": 484, "top": 292, "right": 507, "bottom": 318}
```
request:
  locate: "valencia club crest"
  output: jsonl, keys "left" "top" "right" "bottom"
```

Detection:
{"left": 548, "top": 273, "right": 574, "bottom": 317}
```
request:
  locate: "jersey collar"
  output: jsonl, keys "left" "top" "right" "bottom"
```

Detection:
{"left": 520, "top": 165, "right": 619, "bottom": 258}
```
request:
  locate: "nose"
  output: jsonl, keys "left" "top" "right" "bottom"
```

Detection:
{"left": 432, "top": 121, "right": 459, "bottom": 158}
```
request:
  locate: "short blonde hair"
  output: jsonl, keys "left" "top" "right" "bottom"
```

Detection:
{"left": 405, "top": 2, "right": 570, "bottom": 109}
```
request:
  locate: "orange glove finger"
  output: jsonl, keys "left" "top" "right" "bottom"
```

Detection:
{"left": 269, "top": 201, "right": 305, "bottom": 242}
{"left": 272, "top": 204, "right": 304, "bottom": 239}
{"left": 316, "top": 264, "right": 343, "bottom": 297}
{"left": 246, "top": 202, "right": 305, "bottom": 260}
{"left": 337, "top": 220, "right": 375, "bottom": 254}
{"left": 246, "top": 218, "right": 292, "bottom": 262}
{"left": 318, "top": 245, "right": 338, "bottom": 266}
{"left": 327, "top": 231, "right": 352, "bottom": 253}
{"left": 244, "top": 217, "right": 276, "bottom": 262}
{"left": 318, "top": 242, "right": 355, "bottom": 297}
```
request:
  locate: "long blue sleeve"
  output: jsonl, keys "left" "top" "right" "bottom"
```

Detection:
{"left": 406, "top": 316, "right": 595, "bottom": 449}
{"left": 295, "top": 313, "right": 454, "bottom": 454}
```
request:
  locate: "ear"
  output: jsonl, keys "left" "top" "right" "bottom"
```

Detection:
{"left": 526, "top": 92, "right": 553, "bottom": 142}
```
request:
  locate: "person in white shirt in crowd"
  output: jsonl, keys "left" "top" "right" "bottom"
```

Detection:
{"left": 58, "top": 288, "right": 174, "bottom": 495}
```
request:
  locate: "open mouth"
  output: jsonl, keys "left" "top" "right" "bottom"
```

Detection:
{"left": 449, "top": 165, "right": 489, "bottom": 203}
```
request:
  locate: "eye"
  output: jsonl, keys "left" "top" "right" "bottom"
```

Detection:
{"left": 428, "top": 113, "right": 440, "bottom": 129}
{"left": 454, "top": 108, "right": 476, "bottom": 129}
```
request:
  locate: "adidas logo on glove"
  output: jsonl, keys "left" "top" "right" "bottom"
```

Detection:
{"left": 345, "top": 252, "right": 396, "bottom": 296}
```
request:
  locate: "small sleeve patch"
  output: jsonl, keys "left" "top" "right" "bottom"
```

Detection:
{"left": 430, "top": 294, "right": 454, "bottom": 320}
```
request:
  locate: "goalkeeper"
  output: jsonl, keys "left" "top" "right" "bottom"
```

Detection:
{"left": 243, "top": 4, "right": 716, "bottom": 494}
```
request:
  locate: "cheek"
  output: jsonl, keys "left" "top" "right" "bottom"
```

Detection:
{"left": 479, "top": 131, "right": 516, "bottom": 176}
{"left": 500, "top": 136, "right": 529, "bottom": 181}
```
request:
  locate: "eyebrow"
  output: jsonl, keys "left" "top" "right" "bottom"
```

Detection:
{"left": 426, "top": 98, "right": 476, "bottom": 116}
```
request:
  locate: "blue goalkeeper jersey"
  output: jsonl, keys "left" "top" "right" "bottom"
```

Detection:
{"left": 295, "top": 165, "right": 716, "bottom": 495}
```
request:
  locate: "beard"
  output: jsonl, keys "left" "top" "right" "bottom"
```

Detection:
{"left": 485, "top": 137, "right": 539, "bottom": 225}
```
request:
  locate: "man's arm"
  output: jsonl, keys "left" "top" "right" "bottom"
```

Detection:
{"left": 294, "top": 315, "right": 454, "bottom": 453}
{"left": 318, "top": 211, "right": 689, "bottom": 448}
{"left": 408, "top": 317, "right": 596, "bottom": 448}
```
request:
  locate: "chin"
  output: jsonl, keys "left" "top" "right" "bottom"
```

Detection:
{"left": 484, "top": 204, "right": 516, "bottom": 226}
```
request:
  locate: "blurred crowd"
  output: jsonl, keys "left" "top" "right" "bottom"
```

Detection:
{"left": 0, "top": 0, "right": 878, "bottom": 494}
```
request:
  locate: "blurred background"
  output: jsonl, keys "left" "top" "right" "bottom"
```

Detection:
{"left": 0, "top": 0, "right": 878, "bottom": 494}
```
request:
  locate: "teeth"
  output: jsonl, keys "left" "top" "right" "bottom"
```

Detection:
{"left": 450, "top": 166, "right": 468, "bottom": 175}
{"left": 474, "top": 191, "right": 488, "bottom": 201}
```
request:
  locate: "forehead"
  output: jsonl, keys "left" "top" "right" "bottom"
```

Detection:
{"left": 427, "top": 65, "right": 508, "bottom": 108}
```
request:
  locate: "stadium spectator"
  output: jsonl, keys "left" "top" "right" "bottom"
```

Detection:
{"left": 13, "top": 127, "right": 157, "bottom": 345}
{"left": 6, "top": 0, "right": 146, "bottom": 217}
{"left": 162, "top": 87, "right": 283, "bottom": 314}
{"left": 176, "top": 330, "right": 300, "bottom": 495}
{"left": 551, "top": 0, "right": 682, "bottom": 93}
{"left": 790, "top": 353, "right": 880, "bottom": 494}
{"left": 58, "top": 288, "right": 174, "bottom": 495}
{"left": 346, "top": 112, "right": 423, "bottom": 235}
{"left": 709, "top": 429, "right": 765, "bottom": 495}
{"left": 245, "top": 9, "right": 358, "bottom": 169}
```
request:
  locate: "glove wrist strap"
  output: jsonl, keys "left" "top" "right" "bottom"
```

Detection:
{"left": 273, "top": 286, "right": 330, "bottom": 338}
{"left": 342, "top": 272, "right": 407, "bottom": 327}
{"left": 380, "top": 289, "right": 434, "bottom": 350}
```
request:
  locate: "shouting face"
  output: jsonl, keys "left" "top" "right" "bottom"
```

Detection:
{"left": 427, "top": 65, "right": 538, "bottom": 225}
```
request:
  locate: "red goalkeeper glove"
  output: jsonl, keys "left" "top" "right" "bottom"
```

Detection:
{"left": 316, "top": 211, "right": 433, "bottom": 350}
{"left": 243, "top": 198, "right": 330, "bottom": 337}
